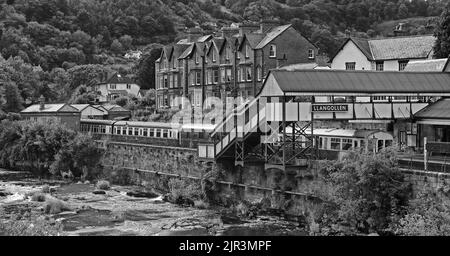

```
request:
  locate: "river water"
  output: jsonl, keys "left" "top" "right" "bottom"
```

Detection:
{"left": 0, "top": 169, "right": 307, "bottom": 236}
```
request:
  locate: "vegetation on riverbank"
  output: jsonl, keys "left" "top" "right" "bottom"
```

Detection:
{"left": 0, "top": 119, "right": 104, "bottom": 179}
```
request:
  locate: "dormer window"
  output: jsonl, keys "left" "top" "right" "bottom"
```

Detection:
{"left": 195, "top": 52, "right": 199, "bottom": 64}
{"left": 212, "top": 49, "right": 216, "bottom": 62}
{"left": 308, "top": 49, "right": 315, "bottom": 59}
{"left": 245, "top": 45, "right": 250, "bottom": 58}
{"left": 226, "top": 47, "right": 230, "bottom": 60}
{"left": 269, "top": 44, "right": 276, "bottom": 58}
{"left": 173, "top": 59, "right": 177, "bottom": 69}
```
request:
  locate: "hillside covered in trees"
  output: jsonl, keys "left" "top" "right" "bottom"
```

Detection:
{"left": 0, "top": 0, "right": 448, "bottom": 113}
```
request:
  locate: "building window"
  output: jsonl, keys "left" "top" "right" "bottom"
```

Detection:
{"left": 206, "top": 70, "right": 211, "bottom": 85}
{"left": 246, "top": 67, "right": 252, "bottom": 81}
{"left": 190, "top": 72, "right": 195, "bottom": 86}
{"left": 213, "top": 69, "right": 219, "bottom": 84}
{"left": 196, "top": 71, "right": 201, "bottom": 85}
{"left": 399, "top": 60, "right": 409, "bottom": 71}
{"left": 376, "top": 61, "right": 384, "bottom": 71}
{"left": 245, "top": 44, "right": 250, "bottom": 58}
{"left": 212, "top": 49, "right": 216, "bottom": 62}
{"left": 308, "top": 49, "right": 315, "bottom": 59}
{"left": 195, "top": 52, "right": 199, "bottom": 64}
{"left": 164, "top": 75, "right": 168, "bottom": 88}
{"left": 269, "top": 44, "right": 276, "bottom": 58}
{"left": 256, "top": 66, "right": 262, "bottom": 81}
{"left": 373, "top": 96, "right": 387, "bottom": 101}
{"left": 110, "top": 84, "right": 116, "bottom": 89}
{"left": 226, "top": 47, "right": 230, "bottom": 60}
{"left": 220, "top": 68, "right": 225, "bottom": 83}
{"left": 345, "top": 62, "right": 356, "bottom": 70}
{"left": 226, "top": 68, "right": 232, "bottom": 82}
{"left": 173, "top": 60, "right": 177, "bottom": 69}
{"left": 240, "top": 67, "right": 245, "bottom": 82}
{"left": 164, "top": 59, "right": 168, "bottom": 69}
{"left": 173, "top": 74, "right": 178, "bottom": 88}
{"left": 159, "top": 76, "right": 163, "bottom": 89}
{"left": 126, "top": 84, "right": 131, "bottom": 89}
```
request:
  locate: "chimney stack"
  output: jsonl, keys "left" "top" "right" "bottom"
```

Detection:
{"left": 260, "top": 19, "right": 279, "bottom": 33}
{"left": 239, "top": 22, "right": 260, "bottom": 36}
{"left": 221, "top": 26, "right": 240, "bottom": 38}
{"left": 187, "top": 27, "right": 203, "bottom": 43}
{"left": 39, "top": 95, "right": 45, "bottom": 111}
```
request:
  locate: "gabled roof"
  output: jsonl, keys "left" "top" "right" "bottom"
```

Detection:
{"left": 369, "top": 35, "right": 435, "bottom": 60}
{"left": 279, "top": 62, "right": 330, "bottom": 70}
{"left": 178, "top": 42, "right": 206, "bottom": 60}
{"left": 102, "top": 104, "right": 130, "bottom": 112}
{"left": 260, "top": 70, "right": 450, "bottom": 97}
{"left": 330, "top": 35, "right": 436, "bottom": 62}
{"left": 404, "top": 58, "right": 449, "bottom": 72}
{"left": 415, "top": 98, "right": 450, "bottom": 119}
{"left": 255, "top": 24, "right": 292, "bottom": 49}
{"left": 21, "top": 104, "right": 79, "bottom": 113}
{"left": 104, "top": 73, "right": 135, "bottom": 84}
{"left": 70, "top": 104, "right": 91, "bottom": 111}
{"left": 245, "top": 33, "right": 266, "bottom": 49}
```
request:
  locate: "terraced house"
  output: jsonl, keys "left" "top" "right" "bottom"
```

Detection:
{"left": 155, "top": 21, "right": 319, "bottom": 110}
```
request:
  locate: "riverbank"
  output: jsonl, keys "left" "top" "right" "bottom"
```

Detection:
{"left": 0, "top": 169, "right": 307, "bottom": 236}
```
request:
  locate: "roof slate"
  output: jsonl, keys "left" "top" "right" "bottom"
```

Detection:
{"left": 266, "top": 70, "right": 450, "bottom": 94}
{"left": 404, "top": 58, "right": 449, "bottom": 72}
{"left": 415, "top": 98, "right": 450, "bottom": 119}
{"left": 369, "top": 35, "right": 435, "bottom": 60}
{"left": 255, "top": 24, "right": 291, "bottom": 49}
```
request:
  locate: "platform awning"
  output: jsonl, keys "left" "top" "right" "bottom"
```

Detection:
{"left": 259, "top": 70, "right": 450, "bottom": 97}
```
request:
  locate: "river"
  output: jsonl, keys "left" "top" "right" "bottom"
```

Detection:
{"left": 0, "top": 169, "right": 307, "bottom": 236}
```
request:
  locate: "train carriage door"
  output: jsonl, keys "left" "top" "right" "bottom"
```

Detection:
{"left": 399, "top": 131, "right": 406, "bottom": 150}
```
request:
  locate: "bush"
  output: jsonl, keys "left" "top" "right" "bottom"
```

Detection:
{"left": 314, "top": 148, "right": 412, "bottom": 234}
{"left": 41, "top": 185, "right": 50, "bottom": 193}
{"left": 44, "top": 199, "right": 70, "bottom": 214}
{"left": 394, "top": 187, "right": 450, "bottom": 236}
{"left": 96, "top": 180, "right": 110, "bottom": 190}
{"left": 0, "top": 218, "right": 63, "bottom": 236}
{"left": 168, "top": 178, "right": 203, "bottom": 204}
{"left": 31, "top": 192, "right": 46, "bottom": 202}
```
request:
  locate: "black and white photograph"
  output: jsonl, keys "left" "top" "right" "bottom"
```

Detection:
{"left": 1, "top": 0, "right": 450, "bottom": 243}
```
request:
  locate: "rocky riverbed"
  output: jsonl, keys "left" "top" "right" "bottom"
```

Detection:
{"left": 0, "top": 169, "right": 307, "bottom": 236}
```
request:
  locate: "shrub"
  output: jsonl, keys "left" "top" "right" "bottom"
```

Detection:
{"left": 394, "top": 187, "right": 450, "bottom": 236}
{"left": 168, "top": 178, "right": 203, "bottom": 203}
{"left": 96, "top": 180, "right": 110, "bottom": 190}
{"left": 314, "top": 148, "right": 412, "bottom": 234}
{"left": 31, "top": 192, "right": 46, "bottom": 202}
{"left": 44, "top": 199, "right": 70, "bottom": 214}
{"left": 0, "top": 218, "right": 63, "bottom": 236}
{"left": 41, "top": 185, "right": 50, "bottom": 193}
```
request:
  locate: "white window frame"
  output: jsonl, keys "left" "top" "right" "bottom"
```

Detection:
{"left": 308, "top": 49, "right": 315, "bottom": 59}
{"left": 269, "top": 44, "right": 276, "bottom": 58}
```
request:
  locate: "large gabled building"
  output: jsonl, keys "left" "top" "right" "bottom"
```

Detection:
{"left": 330, "top": 35, "right": 436, "bottom": 71}
{"left": 155, "top": 21, "right": 319, "bottom": 110}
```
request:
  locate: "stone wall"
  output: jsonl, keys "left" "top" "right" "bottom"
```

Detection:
{"left": 100, "top": 140, "right": 450, "bottom": 217}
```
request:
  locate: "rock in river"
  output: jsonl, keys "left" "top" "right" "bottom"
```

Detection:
{"left": 126, "top": 190, "right": 159, "bottom": 199}
{"left": 92, "top": 190, "right": 106, "bottom": 195}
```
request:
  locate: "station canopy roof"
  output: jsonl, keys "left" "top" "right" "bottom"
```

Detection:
{"left": 415, "top": 98, "right": 450, "bottom": 120}
{"left": 259, "top": 70, "right": 450, "bottom": 97}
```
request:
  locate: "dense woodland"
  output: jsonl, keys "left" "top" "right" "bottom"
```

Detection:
{"left": 0, "top": 0, "right": 449, "bottom": 114}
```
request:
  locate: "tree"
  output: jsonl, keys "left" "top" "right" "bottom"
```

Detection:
{"left": 2, "top": 82, "right": 23, "bottom": 113}
{"left": 434, "top": 2, "right": 450, "bottom": 58}
{"left": 119, "top": 35, "right": 133, "bottom": 51}
{"left": 318, "top": 148, "right": 412, "bottom": 234}
{"left": 110, "top": 39, "right": 123, "bottom": 55}
{"left": 134, "top": 45, "right": 162, "bottom": 89}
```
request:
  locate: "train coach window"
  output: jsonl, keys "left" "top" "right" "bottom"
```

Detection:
{"left": 162, "top": 129, "right": 168, "bottom": 138}
{"left": 342, "top": 139, "right": 352, "bottom": 150}
{"left": 101, "top": 126, "right": 106, "bottom": 134}
{"left": 378, "top": 140, "right": 384, "bottom": 151}
{"left": 319, "top": 137, "right": 323, "bottom": 149}
{"left": 128, "top": 128, "right": 133, "bottom": 136}
{"left": 385, "top": 140, "right": 393, "bottom": 148}
{"left": 156, "top": 129, "right": 161, "bottom": 138}
{"left": 149, "top": 129, "right": 154, "bottom": 137}
{"left": 331, "top": 138, "right": 341, "bottom": 150}
{"left": 134, "top": 129, "right": 139, "bottom": 136}
{"left": 143, "top": 129, "right": 148, "bottom": 137}
{"left": 122, "top": 128, "right": 126, "bottom": 135}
